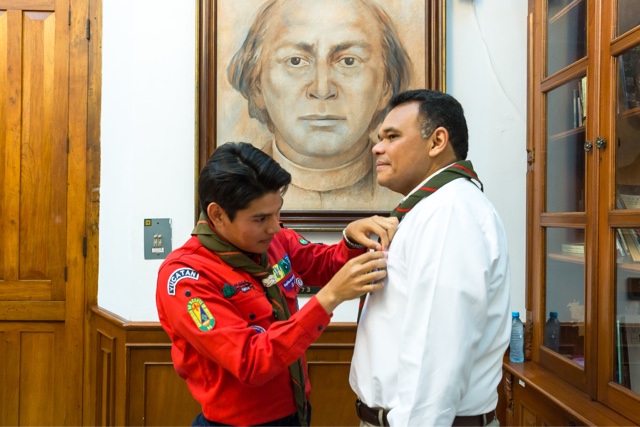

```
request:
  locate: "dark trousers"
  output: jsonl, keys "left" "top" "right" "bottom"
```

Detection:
{"left": 192, "top": 403, "right": 311, "bottom": 427}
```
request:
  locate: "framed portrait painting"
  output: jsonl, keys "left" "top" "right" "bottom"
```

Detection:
{"left": 198, "top": 0, "right": 445, "bottom": 230}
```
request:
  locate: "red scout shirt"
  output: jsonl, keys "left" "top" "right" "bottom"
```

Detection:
{"left": 156, "top": 228, "right": 364, "bottom": 425}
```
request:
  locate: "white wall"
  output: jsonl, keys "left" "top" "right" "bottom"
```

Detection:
{"left": 447, "top": 0, "right": 528, "bottom": 319}
{"left": 98, "top": 0, "right": 527, "bottom": 321}
{"left": 99, "top": 0, "right": 197, "bottom": 320}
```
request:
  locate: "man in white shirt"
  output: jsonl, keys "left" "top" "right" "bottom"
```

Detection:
{"left": 349, "top": 89, "right": 511, "bottom": 426}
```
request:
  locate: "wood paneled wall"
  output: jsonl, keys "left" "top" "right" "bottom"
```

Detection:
{"left": 87, "top": 306, "right": 361, "bottom": 426}
{"left": 86, "top": 306, "right": 200, "bottom": 426}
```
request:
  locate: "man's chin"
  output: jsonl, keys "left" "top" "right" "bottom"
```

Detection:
{"left": 289, "top": 143, "right": 352, "bottom": 158}
{"left": 376, "top": 176, "right": 393, "bottom": 191}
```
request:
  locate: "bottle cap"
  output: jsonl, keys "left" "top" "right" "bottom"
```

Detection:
{"left": 550, "top": 311, "right": 558, "bottom": 317}
{"left": 512, "top": 311, "right": 519, "bottom": 317}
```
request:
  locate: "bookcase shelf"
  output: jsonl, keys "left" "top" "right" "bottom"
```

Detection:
{"left": 619, "top": 262, "right": 640, "bottom": 273}
{"left": 548, "top": 125, "right": 585, "bottom": 142}
{"left": 619, "top": 105, "right": 640, "bottom": 119}
{"left": 549, "top": 253, "right": 584, "bottom": 264}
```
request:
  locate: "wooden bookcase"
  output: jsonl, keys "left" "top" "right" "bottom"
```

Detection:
{"left": 502, "top": 0, "right": 640, "bottom": 424}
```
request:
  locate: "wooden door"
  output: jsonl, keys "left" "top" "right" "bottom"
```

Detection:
{"left": 0, "top": 0, "right": 89, "bottom": 424}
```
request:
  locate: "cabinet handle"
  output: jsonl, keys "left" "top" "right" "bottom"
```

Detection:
{"left": 595, "top": 136, "right": 607, "bottom": 149}
{"left": 584, "top": 140, "right": 593, "bottom": 152}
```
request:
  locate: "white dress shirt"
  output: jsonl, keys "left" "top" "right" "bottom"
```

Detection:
{"left": 350, "top": 173, "right": 511, "bottom": 426}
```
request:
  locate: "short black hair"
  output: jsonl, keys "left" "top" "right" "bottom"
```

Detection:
{"left": 198, "top": 142, "right": 291, "bottom": 221}
{"left": 388, "top": 89, "right": 469, "bottom": 160}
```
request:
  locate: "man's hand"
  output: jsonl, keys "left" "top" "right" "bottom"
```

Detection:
{"left": 315, "top": 251, "right": 388, "bottom": 314}
{"left": 344, "top": 215, "right": 398, "bottom": 251}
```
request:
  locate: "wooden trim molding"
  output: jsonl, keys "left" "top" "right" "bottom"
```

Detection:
{"left": 503, "top": 358, "right": 634, "bottom": 426}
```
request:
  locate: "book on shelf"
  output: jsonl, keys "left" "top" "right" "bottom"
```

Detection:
{"left": 619, "top": 47, "right": 640, "bottom": 110}
{"left": 562, "top": 243, "right": 585, "bottom": 256}
{"left": 573, "top": 89, "right": 582, "bottom": 128}
{"left": 617, "top": 228, "right": 631, "bottom": 258}
{"left": 616, "top": 315, "right": 640, "bottom": 393}
{"left": 620, "top": 193, "right": 640, "bottom": 210}
{"left": 577, "top": 76, "right": 587, "bottom": 125}
{"left": 621, "top": 229, "right": 640, "bottom": 262}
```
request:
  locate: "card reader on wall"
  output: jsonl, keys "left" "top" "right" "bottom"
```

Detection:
{"left": 144, "top": 218, "right": 172, "bottom": 259}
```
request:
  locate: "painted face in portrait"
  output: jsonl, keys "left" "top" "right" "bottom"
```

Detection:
{"left": 254, "top": 0, "right": 391, "bottom": 167}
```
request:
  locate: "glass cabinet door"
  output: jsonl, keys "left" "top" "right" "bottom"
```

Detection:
{"left": 612, "top": 43, "right": 640, "bottom": 397}
{"left": 539, "top": 0, "right": 589, "bottom": 389}
{"left": 544, "top": 75, "right": 588, "bottom": 366}
{"left": 600, "top": 2, "right": 640, "bottom": 420}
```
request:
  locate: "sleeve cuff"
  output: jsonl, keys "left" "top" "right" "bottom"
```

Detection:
{"left": 342, "top": 229, "right": 366, "bottom": 249}
{"left": 295, "top": 296, "right": 332, "bottom": 338}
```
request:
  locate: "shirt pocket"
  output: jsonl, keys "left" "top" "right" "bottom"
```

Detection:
{"left": 233, "top": 291, "right": 273, "bottom": 326}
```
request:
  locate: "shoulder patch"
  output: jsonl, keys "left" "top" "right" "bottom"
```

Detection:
{"left": 187, "top": 298, "right": 215, "bottom": 331}
{"left": 298, "top": 237, "right": 309, "bottom": 245}
{"left": 167, "top": 268, "right": 199, "bottom": 296}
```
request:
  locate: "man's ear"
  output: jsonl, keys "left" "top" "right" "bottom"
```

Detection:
{"left": 376, "top": 82, "right": 393, "bottom": 112}
{"left": 253, "top": 82, "right": 266, "bottom": 110}
{"left": 206, "top": 203, "right": 227, "bottom": 227}
{"left": 428, "top": 127, "right": 450, "bottom": 156}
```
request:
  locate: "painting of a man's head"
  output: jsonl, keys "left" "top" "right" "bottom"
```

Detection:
{"left": 217, "top": 0, "right": 429, "bottom": 211}
{"left": 228, "top": 0, "right": 411, "bottom": 168}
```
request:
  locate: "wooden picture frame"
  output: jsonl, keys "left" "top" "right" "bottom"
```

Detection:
{"left": 198, "top": 0, "right": 445, "bottom": 230}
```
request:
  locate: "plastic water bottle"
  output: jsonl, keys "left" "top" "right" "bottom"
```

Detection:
{"left": 509, "top": 311, "right": 525, "bottom": 363}
{"left": 545, "top": 311, "right": 560, "bottom": 352}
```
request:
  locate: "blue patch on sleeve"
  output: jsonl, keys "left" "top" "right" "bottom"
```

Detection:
{"left": 167, "top": 268, "right": 199, "bottom": 295}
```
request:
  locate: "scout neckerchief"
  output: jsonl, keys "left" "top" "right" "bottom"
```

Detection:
{"left": 356, "top": 160, "right": 482, "bottom": 322}
{"left": 192, "top": 213, "right": 309, "bottom": 426}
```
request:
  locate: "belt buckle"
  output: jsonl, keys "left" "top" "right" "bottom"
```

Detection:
{"left": 376, "top": 408, "right": 386, "bottom": 427}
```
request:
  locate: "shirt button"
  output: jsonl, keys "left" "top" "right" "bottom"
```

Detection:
{"left": 249, "top": 313, "right": 256, "bottom": 320}
{"left": 317, "top": 325, "right": 323, "bottom": 331}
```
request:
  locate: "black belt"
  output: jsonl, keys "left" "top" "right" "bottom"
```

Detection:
{"left": 355, "top": 399, "right": 496, "bottom": 427}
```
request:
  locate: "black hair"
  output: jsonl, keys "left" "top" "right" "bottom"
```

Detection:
{"left": 388, "top": 89, "right": 469, "bottom": 160}
{"left": 198, "top": 142, "right": 291, "bottom": 221}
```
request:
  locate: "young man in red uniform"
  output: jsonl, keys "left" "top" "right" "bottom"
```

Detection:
{"left": 156, "top": 142, "right": 396, "bottom": 426}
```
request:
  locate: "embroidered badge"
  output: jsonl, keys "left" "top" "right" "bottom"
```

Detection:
{"left": 271, "top": 255, "right": 292, "bottom": 282}
{"left": 295, "top": 277, "right": 304, "bottom": 288}
{"left": 298, "top": 238, "right": 309, "bottom": 246}
{"left": 283, "top": 275, "right": 296, "bottom": 291}
{"left": 187, "top": 298, "right": 215, "bottom": 331}
{"left": 222, "top": 281, "right": 254, "bottom": 298}
{"left": 251, "top": 325, "right": 266, "bottom": 334}
{"left": 167, "top": 268, "right": 199, "bottom": 296}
